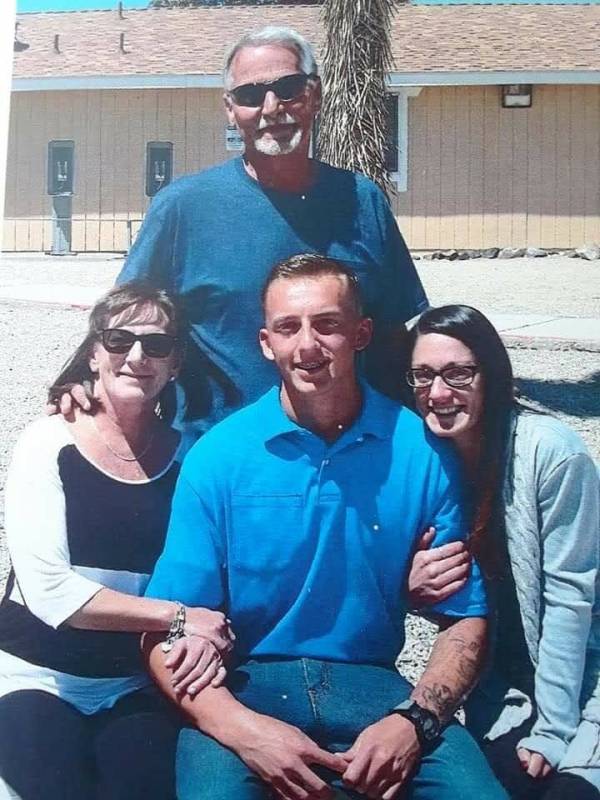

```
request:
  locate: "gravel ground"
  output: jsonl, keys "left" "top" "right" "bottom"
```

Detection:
{"left": 0, "top": 253, "right": 598, "bottom": 683}
{"left": 417, "top": 255, "right": 600, "bottom": 317}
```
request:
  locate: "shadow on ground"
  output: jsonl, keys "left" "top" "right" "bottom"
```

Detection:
{"left": 516, "top": 371, "right": 600, "bottom": 418}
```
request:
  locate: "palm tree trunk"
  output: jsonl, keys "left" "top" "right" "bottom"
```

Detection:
{"left": 319, "top": 0, "right": 396, "bottom": 196}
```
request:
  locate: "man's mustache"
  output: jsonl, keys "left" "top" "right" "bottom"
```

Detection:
{"left": 256, "top": 113, "right": 296, "bottom": 130}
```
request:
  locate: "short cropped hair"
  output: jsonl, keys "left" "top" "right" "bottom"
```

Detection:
{"left": 261, "top": 253, "right": 363, "bottom": 317}
{"left": 223, "top": 26, "right": 318, "bottom": 90}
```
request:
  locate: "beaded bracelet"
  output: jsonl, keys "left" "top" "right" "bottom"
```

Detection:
{"left": 161, "top": 602, "right": 186, "bottom": 653}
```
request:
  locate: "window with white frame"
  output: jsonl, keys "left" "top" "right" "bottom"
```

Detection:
{"left": 385, "top": 91, "right": 409, "bottom": 192}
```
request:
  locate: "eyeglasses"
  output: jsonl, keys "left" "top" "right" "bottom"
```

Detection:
{"left": 228, "top": 73, "right": 317, "bottom": 108}
{"left": 406, "top": 365, "right": 479, "bottom": 389}
{"left": 101, "top": 328, "right": 178, "bottom": 359}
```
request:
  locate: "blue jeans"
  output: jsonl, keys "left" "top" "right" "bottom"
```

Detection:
{"left": 177, "top": 658, "right": 508, "bottom": 800}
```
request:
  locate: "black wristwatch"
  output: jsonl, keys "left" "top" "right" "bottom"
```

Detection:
{"left": 389, "top": 700, "right": 442, "bottom": 748}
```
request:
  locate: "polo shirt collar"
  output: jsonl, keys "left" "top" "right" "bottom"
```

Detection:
{"left": 256, "top": 386, "right": 303, "bottom": 442}
{"left": 258, "top": 382, "right": 399, "bottom": 444}
{"left": 349, "top": 382, "right": 398, "bottom": 441}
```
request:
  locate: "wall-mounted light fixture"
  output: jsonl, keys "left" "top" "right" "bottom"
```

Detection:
{"left": 502, "top": 84, "right": 532, "bottom": 108}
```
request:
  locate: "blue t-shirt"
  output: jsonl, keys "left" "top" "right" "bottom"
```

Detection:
{"left": 119, "top": 158, "right": 428, "bottom": 435}
{"left": 146, "top": 385, "right": 487, "bottom": 667}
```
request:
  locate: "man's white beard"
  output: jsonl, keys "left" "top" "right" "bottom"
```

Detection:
{"left": 254, "top": 128, "right": 303, "bottom": 156}
{"left": 252, "top": 114, "right": 303, "bottom": 156}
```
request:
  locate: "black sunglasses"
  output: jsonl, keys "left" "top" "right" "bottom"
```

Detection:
{"left": 101, "top": 328, "right": 178, "bottom": 359}
{"left": 228, "top": 73, "right": 317, "bottom": 108}
{"left": 406, "top": 365, "right": 479, "bottom": 389}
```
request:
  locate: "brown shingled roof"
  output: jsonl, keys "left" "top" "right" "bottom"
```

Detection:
{"left": 12, "top": 3, "right": 600, "bottom": 80}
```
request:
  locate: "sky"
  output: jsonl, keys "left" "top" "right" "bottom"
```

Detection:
{"left": 17, "top": 0, "right": 146, "bottom": 11}
{"left": 16, "top": 0, "right": 599, "bottom": 10}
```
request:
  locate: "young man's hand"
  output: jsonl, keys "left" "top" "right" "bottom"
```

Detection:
{"left": 234, "top": 715, "right": 345, "bottom": 800}
{"left": 338, "top": 714, "right": 421, "bottom": 799}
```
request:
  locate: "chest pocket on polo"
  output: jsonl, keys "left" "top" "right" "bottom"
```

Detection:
{"left": 229, "top": 494, "right": 310, "bottom": 575}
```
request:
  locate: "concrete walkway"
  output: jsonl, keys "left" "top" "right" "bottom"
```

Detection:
{"left": 474, "top": 311, "right": 600, "bottom": 350}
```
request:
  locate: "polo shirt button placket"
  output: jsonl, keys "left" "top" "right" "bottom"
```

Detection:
{"left": 317, "top": 456, "right": 330, "bottom": 486}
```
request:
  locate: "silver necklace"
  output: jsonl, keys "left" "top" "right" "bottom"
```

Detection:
{"left": 91, "top": 415, "right": 156, "bottom": 462}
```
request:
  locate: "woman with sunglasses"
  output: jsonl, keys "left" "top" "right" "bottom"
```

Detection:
{"left": 0, "top": 283, "right": 233, "bottom": 800}
{"left": 404, "top": 304, "right": 600, "bottom": 800}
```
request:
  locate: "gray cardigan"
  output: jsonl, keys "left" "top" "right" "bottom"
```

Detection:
{"left": 465, "top": 409, "right": 600, "bottom": 785}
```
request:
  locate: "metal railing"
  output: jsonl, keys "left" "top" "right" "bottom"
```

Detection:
{"left": 2, "top": 217, "right": 145, "bottom": 253}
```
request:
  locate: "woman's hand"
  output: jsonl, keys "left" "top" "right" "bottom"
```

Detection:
{"left": 184, "top": 607, "right": 235, "bottom": 654}
{"left": 164, "top": 636, "right": 227, "bottom": 697}
{"left": 408, "top": 527, "right": 471, "bottom": 607}
{"left": 517, "top": 747, "right": 553, "bottom": 779}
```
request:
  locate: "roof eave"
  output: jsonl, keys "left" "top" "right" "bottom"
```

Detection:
{"left": 387, "top": 69, "right": 600, "bottom": 86}
{"left": 12, "top": 69, "right": 600, "bottom": 93}
{"left": 12, "top": 73, "right": 223, "bottom": 91}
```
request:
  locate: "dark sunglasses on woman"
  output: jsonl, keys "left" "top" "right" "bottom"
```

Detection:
{"left": 101, "top": 328, "right": 178, "bottom": 358}
{"left": 228, "top": 73, "right": 317, "bottom": 108}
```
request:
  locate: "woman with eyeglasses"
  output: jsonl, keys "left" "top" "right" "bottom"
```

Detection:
{"left": 0, "top": 283, "right": 233, "bottom": 800}
{"left": 405, "top": 305, "right": 600, "bottom": 800}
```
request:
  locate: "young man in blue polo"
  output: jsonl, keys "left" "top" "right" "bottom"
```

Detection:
{"left": 144, "top": 254, "right": 507, "bottom": 800}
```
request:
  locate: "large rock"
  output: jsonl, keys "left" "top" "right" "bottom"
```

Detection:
{"left": 525, "top": 246, "right": 548, "bottom": 258}
{"left": 480, "top": 247, "right": 500, "bottom": 259}
{"left": 498, "top": 247, "right": 526, "bottom": 259}
{"left": 575, "top": 243, "right": 600, "bottom": 261}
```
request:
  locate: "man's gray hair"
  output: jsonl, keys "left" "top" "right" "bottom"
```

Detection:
{"left": 223, "top": 26, "right": 318, "bottom": 90}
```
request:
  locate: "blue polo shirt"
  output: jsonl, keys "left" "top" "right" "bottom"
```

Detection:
{"left": 146, "top": 385, "right": 487, "bottom": 666}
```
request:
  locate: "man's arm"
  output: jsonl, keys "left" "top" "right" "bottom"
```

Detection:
{"left": 117, "top": 187, "right": 177, "bottom": 289}
{"left": 411, "top": 615, "right": 486, "bottom": 722}
{"left": 143, "top": 634, "right": 344, "bottom": 800}
{"left": 340, "top": 616, "right": 487, "bottom": 800}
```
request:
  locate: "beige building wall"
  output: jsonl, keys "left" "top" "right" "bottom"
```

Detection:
{"left": 4, "top": 83, "right": 600, "bottom": 251}
{"left": 3, "top": 87, "right": 232, "bottom": 252}
{"left": 395, "top": 84, "right": 600, "bottom": 250}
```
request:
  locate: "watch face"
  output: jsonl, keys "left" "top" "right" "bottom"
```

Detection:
{"left": 420, "top": 713, "right": 439, "bottom": 741}
{"left": 407, "top": 704, "right": 440, "bottom": 742}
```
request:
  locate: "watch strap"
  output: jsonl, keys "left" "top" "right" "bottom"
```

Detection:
{"left": 389, "top": 700, "right": 442, "bottom": 748}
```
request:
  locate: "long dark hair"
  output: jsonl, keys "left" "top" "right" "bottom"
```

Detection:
{"left": 410, "top": 305, "right": 516, "bottom": 573}
{"left": 48, "top": 282, "right": 185, "bottom": 424}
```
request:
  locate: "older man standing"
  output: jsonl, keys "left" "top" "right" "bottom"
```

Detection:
{"left": 118, "top": 27, "right": 427, "bottom": 435}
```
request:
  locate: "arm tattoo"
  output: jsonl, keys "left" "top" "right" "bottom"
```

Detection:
{"left": 419, "top": 683, "right": 455, "bottom": 721}
{"left": 411, "top": 620, "right": 486, "bottom": 724}
{"left": 448, "top": 633, "right": 484, "bottom": 686}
